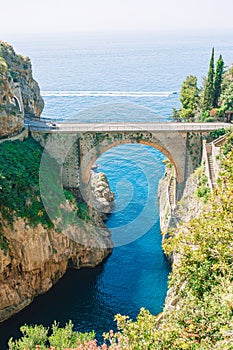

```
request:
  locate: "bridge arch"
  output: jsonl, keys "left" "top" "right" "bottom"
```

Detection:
{"left": 80, "top": 134, "right": 184, "bottom": 186}
{"left": 31, "top": 121, "right": 228, "bottom": 200}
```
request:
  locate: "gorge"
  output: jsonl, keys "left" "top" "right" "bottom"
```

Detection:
{"left": 0, "top": 38, "right": 232, "bottom": 349}
{"left": 0, "top": 41, "right": 170, "bottom": 344}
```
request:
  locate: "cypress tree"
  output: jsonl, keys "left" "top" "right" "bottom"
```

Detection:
{"left": 202, "top": 48, "right": 215, "bottom": 111}
{"left": 213, "top": 54, "right": 224, "bottom": 108}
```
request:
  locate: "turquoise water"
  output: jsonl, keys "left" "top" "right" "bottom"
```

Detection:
{"left": 0, "top": 32, "right": 232, "bottom": 347}
{"left": 0, "top": 144, "right": 170, "bottom": 346}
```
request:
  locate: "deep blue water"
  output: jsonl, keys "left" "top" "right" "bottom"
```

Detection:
{"left": 3, "top": 32, "right": 233, "bottom": 120}
{"left": 0, "top": 32, "right": 233, "bottom": 347}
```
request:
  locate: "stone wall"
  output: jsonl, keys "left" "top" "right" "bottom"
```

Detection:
{"left": 31, "top": 131, "right": 81, "bottom": 188}
{"left": 0, "top": 112, "right": 24, "bottom": 139}
{"left": 202, "top": 136, "right": 224, "bottom": 190}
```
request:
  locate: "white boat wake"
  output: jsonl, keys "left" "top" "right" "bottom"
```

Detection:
{"left": 41, "top": 90, "right": 177, "bottom": 98}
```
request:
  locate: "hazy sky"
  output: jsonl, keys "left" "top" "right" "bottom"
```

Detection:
{"left": 1, "top": 0, "right": 233, "bottom": 34}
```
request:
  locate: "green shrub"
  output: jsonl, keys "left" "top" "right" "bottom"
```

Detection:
{"left": 8, "top": 321, "right": 95, "bottom": 350}
{"left": 48, "top": 321, "right": 95, "bottom": 350}
{"left": 8, "top": 324, "right": 48, "bottom": 350}
{"left": 206, "top": 128, "right": 226, "bottom": 143}
{"left": 0, "top": 137, "right": 54, "bottom": 229}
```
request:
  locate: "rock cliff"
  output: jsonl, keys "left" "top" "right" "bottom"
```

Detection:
{"left": 0, "top": 137, "right": 113, "bottom": 323}
{"left": 0, "top": 214, "right": 112, "bottom": 323}
{"left": 0, "top": 41, "right": 44, "bottom": 138}
{"left": 158, "top": 163, "right": 207, "bottom": 308}
{"left": 159, "top": 139, "right": 220, "bottom": 304}
{"left": 159, "top": 161, "right": 205, "bottom": 238}
{"left": 0, "top": 40, "right": 116, "bottom": 325}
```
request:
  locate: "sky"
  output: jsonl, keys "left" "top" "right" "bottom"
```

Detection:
{"left": 1, "top": 0, "right": 233, "bottom": 35}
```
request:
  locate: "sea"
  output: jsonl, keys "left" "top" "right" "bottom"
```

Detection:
{"left": 0, "top": 31, "right": 232, "bottom": 347}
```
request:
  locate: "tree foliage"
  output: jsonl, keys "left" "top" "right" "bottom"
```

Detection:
{"left": 179, "top": 75, "right": 200, "bottom": 121}
{"left": 202, "top": 48, "right": 215, "bottom": 111}
{"left": 219, "top": 68, "right": 233, "bottom": 114}
{"left": 213, "top": 54, "right": 224, "bottom": 108}
{"left": 174, "top": 48, "right": 226, "bottom": 122}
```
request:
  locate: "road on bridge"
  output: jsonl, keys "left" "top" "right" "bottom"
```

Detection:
{"left": 25, "top": 118, "right": 231, "bottom": 133}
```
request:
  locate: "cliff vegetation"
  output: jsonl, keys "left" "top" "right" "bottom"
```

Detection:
{"left": 0, "top": 136, "right": 91, "bottom": 243}
{"left": 0, "top": 136, "right": 112, "bottom": 325}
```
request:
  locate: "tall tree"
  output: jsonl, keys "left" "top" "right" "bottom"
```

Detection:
{"left": 213, "top": 54, "right": 224, "bottom": 108}
{"left": 179, "top": 75, "right": 200, "bottom": 121}
{"left": 202, "top": 48, "right": 215, "bottom": 111}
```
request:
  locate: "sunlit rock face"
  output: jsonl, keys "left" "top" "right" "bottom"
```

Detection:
{"left": 0, "top": 212, "right": 113, "bottom": 323}
{"left": 90, "top": 171, "right": 114, "bottom": 214}
{"left": 0, "top": 41, "right": 44, "bottom": 138}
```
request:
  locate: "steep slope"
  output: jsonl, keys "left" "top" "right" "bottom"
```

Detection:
{"left": 0, "top": 137, "right": 113, "bottom": 322}
{"left": 0, "top": 41, "right": 44, "bottom": 138}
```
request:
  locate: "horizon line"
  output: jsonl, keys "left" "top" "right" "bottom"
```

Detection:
{"left": 1, "top": 28, "right": 233, "bottom": 37}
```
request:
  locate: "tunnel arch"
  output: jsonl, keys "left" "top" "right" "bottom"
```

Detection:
{"left": 13, "top": 96, "right": 22, "bottom": 111}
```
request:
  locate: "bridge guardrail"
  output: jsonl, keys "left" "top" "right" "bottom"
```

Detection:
{"left": 27, "top": 116, "right": 170, "bottom": 124}
{"left": 25, "top": 122, "right": 232, "bottom": 133}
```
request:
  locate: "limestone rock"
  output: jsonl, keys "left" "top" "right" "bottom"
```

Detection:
{"left": 0, "top": 41, "right": 44, "bottom": 138}
{"left": 0, "top": 214, "right": 112, "bottom": 323}
{"left": 90, "top": 171, "right": 114, "bottom": 214}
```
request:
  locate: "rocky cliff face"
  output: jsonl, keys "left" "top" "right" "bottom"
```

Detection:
{"left": 0, "top": 135, "right": 114, "bottom": 323}
{"left": 159, "top": 163, "right": 204, "bottom": 238}
{"left": 0, "top": 41, "right": 44, "bottom": 138}
{"left": 159, "top": 158, "right": 211, "bottom": 304}
{"left": 0, "top": 211, "right": 112, "bottom": 323}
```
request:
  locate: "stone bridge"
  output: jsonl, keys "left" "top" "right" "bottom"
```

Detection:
{"left": 30, "top": 121, "right": 230, "bottom": 201}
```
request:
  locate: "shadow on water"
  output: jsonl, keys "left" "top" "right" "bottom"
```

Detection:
{"left": 0, "top": 222, "right": 171, "bottom": 348}
{"left": 0, "top": 264, "right": 108, "bottom": 348}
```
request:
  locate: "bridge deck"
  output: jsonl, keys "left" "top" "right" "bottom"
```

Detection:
{"left": 26, "top": 119, "right": 231, "bottom": 133}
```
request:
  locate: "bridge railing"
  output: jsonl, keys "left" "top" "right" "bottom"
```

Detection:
{"left": 25, "top": 121, "right": 232, "bottom": 133}
{"left": 26, "top": 115, "right": 171, "bottom": 124}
